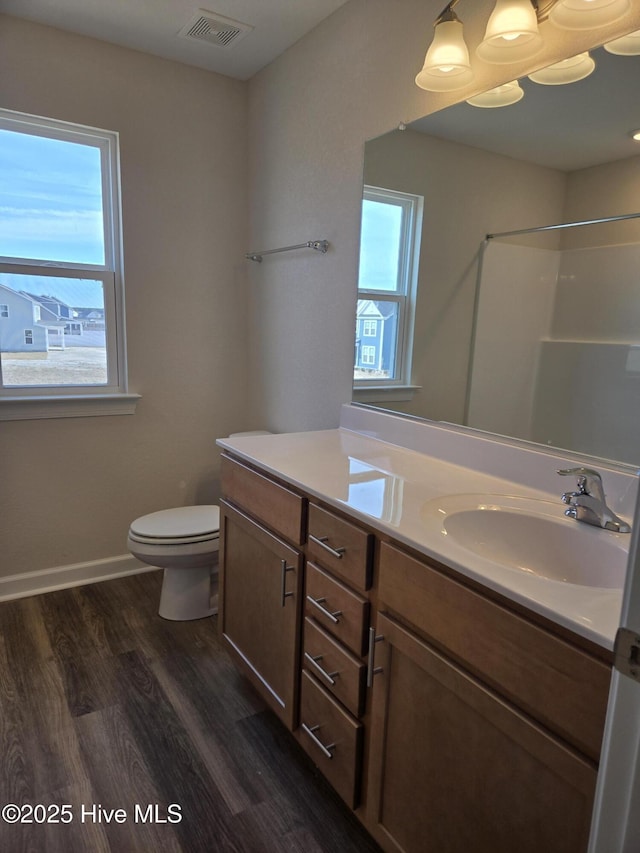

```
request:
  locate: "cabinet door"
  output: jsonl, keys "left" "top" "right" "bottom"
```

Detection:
{"left": 366, "top": 613, "right": 597, "bottom": 853}
{"left": 220, "top": 500, "right": 302, "bottom": 730}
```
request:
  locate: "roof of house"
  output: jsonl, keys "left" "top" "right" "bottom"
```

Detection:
{"left": 356, "top": 299, "right": 396, "bottom": 320}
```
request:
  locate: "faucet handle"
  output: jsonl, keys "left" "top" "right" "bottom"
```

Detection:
{"left": 557, "top": 467, "right": 603, "bottom": 495}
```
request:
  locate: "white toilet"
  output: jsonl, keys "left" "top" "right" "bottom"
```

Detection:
{"left": 128, "top": 430, "right": 272, "bottom": 621}
{"left": 127, "top": 505, "right": 220, "bottom": 621}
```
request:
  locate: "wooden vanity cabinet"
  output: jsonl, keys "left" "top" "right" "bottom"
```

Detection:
{"left": 376, "top": 541, "right": 611, "bottom": 762}
{"left": 218, "top": 453, "right": 612, "bottom": 853}
{"left": 365, "top": 541, "right": 611, "bottom": 853}
{"left": 299, "top": 669, "right": 364, "bottom": 808}
{"left": 219, "top": 455, "right": 305, "bottom": 730}
{"left": 307, "top": 502, "right": 373, "bottom": 591}
{"left": 366, "top": 613, "right": 596, "bottom": 853}
{"left": 296, "top": 502, "right": 373, "bottom": 808}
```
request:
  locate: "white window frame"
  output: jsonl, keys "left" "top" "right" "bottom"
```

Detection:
{"left": 354, "top": 186, "right": 422, "bottom": 400}
{"left": 0, "top": 304, "right": 8, "bottom": 318}
{"left": 0, "top": 108, "right": 139, "bottom": 421}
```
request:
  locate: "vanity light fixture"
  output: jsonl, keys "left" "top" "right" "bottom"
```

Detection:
{"left": 631, "top": 129, "right": 640, "bottom": 141}
{"left": 414, "top": 4, "right": 474, "bottom": 91}
{"left": 476, "top": 0, "right": 543, "bottom": 64}
{"left": 415, "top": 0, "right": 633, "bottom": 92}
{"left": 528, "top": 50, "right": 595, "bottom": 83}
{"left": 549, "top": 0, "right": 631, "bottom": 30}
{"left": 466, "top": 80, "right": 525, "bottom": 106}
{"left": 604, "top": 27, "right": 640, "bottom": 53}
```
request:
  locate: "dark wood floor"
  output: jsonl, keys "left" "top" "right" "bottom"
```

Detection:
{"left": 0, "top": 571, "right": 382, "bottom": 853}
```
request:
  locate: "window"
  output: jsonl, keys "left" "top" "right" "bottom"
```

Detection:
{"left": 0, "top": 108, "right": 137, "bottom": 419}
{"left": 354, "top": 186, "right": 422, "bottom": 392}
{"left": 361, "top": 345, "right": 376, "bottom": 365}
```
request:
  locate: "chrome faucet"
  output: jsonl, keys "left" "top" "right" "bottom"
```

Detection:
{"left": 557, "top": 467, "right": 631, "bottom": 533}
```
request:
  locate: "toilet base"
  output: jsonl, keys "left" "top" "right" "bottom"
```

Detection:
{"left": 158, "top": 565, "right": 218, "bottom": 621}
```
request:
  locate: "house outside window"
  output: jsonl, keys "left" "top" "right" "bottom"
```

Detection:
{"left": 353, "top": 186, "right": 422, "bottom": 394}
{"left": 0, "top": 108, "right": 136, "bottom": 419}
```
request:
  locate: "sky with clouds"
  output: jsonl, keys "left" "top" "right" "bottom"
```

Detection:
{"left": 0, "top": 128, "right": 106, "bottom": 308}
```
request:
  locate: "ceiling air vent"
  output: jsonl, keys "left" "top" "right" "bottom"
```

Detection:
{"left": 178, "top": 10, "right": 253, "bottom": 49}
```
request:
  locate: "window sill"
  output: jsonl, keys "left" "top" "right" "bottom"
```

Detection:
{"left": 0, "top": 392, "right": 141, "bottom": 421}
{"left": 353, "top": 385, "right": 421, "bottom": 404}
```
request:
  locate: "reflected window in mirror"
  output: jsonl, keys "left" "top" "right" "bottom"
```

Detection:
{"left": 354, "top": 187, "right": 422, "bottom": 396}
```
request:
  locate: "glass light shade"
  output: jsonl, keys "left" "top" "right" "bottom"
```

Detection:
{"left": 604, "top": 28, "right": 640, "bottom": 54}
{"left": 476, "top": 0, "right": 543, "bottom": 64}
{"left": 415, "top": 19, "right": 475, "bottom": 91}
{"left": 528, "top": 52, "right": 595, "bottom": 84}
{"left": 466, "top": 80, "right": 525, "bottom": 107}
{"left": 549, "top": 0, "right": 631, "bottom": 31}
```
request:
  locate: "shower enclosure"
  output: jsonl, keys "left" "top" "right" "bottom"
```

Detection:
{"left": 465, "top": 213, "right": 640, "bottom": 467}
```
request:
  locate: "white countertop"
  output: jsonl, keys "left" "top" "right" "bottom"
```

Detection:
{"left": 217, "top": 423, "right": 634, "bottom": 650}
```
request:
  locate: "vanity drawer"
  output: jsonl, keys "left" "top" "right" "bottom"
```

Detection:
{"left": 303, "top": 617, "right": 366, "bottom": 718}
{"left": 378, "top": 541, "right": 611, "bottom": 762}
{"left": 221, "top": 454, "right": 305, "bottom": 546}
{"left": 298, "top": 669, "right": 363, "bottom": 809}
{"left": 306, "top": 562, "right": 369, "bottom": 657}
{"left": 307, "top": 503, "right": 373, "bottom": 591}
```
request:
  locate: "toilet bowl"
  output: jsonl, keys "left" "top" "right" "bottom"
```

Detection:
{"left": 127, "top": 505, "right": 220, "bottom": 621}
{"left": 128, "top": 430, "right": 273, "bottom": 621}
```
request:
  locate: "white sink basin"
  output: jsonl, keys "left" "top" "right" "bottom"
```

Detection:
{"left": 422, "top": 494, "right": 628, "bottom": 589}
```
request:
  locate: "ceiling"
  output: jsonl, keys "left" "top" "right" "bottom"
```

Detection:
{"left": 1, "top": 0, "right": 351, "bottom": 80}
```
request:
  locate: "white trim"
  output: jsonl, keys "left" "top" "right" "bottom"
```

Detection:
{"left": 0, "top": 108, "right": 130, "bottom": 405}
{"left": 353, "top": 384, "right": 421, "bottom": 403}
{"left": 0, "top": 554, "right": 157, "bottom": 602}
{"left": 0, "top": 392, "right": 140, "bottom": 420}
{"left": 589, "top": 492, "right": 640, "bottom": 852}
{"left": 355, "top": 185, "right": 423, "bottom": 388}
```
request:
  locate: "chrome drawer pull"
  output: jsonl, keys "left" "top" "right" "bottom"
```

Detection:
{"left": 304, "top": 652, "right": 339, "bottom": 686}
{"left": 308, "top": 534, "right": 346, "bottom": 560}
{"left": 306, "top": 595, "right": 342, "bottom": 624}
{"left": 280, "top": 560, "right": 295, "bottom": 608}
{"left": 366, "top": 626, "right": 384, "bottom": 687}
{"left": 301, "top": 723, "right": 335, "bottom": 760}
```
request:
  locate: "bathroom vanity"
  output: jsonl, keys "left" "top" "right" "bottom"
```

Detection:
{"left": 216, "top": 406, "right": 635, "bottom": 853}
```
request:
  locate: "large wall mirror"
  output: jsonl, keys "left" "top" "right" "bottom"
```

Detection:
{"left": 353, "top": 42, "right": 640, "bottom": 469}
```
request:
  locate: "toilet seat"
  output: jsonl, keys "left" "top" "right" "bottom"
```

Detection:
{"left": 128, "top": 505, "right": 220, "bottom": 546}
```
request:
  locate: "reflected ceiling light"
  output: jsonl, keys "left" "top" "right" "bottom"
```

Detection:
{"left": 415, "top": 6, "right": 474, "bottom": 91}
{"left": 631, "top": 129, "right": 640, "bottom": 141}
{"left": 549, "top": 0, "right": 631, "bottom": 31}
{"left": 528, "top": 51, "right": 596, "bottom": 83}
{"left": 415, "top": 0, "right": 635, "bottom": 94}
{"left": 466, "top": 80, "right": 525, "bottom": 107}
{"left": 476, "top": 0, "right": 543, "bottom": 64}
{"left": 604, "top": 28, "right": 640, "bottom": 54}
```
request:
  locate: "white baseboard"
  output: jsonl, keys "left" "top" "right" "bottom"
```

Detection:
{"left": 0, "top": 554, "right": 159, "bottom": 602}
